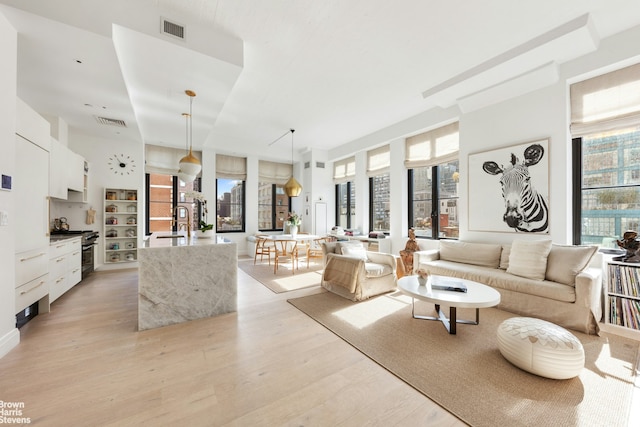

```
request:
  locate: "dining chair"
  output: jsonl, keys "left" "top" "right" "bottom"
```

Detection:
{"left": 307, "top": 237, "right": 329, "bottom": 268}
{"left": 274, "top": 239, "right": 299, "bottom": 274}
{"left": 254, "top": 235, "right": 274, "bottom": 265}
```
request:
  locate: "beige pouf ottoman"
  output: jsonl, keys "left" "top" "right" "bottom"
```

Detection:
{"left": 497, "top": 317, "right": 584, "bottom": 379}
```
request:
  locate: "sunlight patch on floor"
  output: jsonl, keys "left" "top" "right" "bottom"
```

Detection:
{"left": 331, "top": 293, "right": 411, "bottom": 329}
{"left": 273, "top": 270, "right": 322, "bottom": 291}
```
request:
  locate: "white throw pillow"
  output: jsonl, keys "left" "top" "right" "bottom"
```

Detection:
{"left": 545, "top": 244, "right": 597, "bottom": 286}
{"left": 507, "top": 240, "right": 552, "bottom": 280}
{"left": 341, "top": 245, "right": 368, "bottom": 261}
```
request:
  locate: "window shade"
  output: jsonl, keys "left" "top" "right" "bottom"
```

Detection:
{"left": 333, "top": 156, "right": 356, "bottom": 183}
{"left": 367, "top": 145, "right": 390, "bottom": 177}
{"left": 216, "top": 154, "right": 247, "bottom": 180}
{"left": 405, "top": 122, "right": 459, "bottom": 169}
{"left": 145, "top": 144, "right": 202, "bottom": 175}
{"left": 570, "top": 62, "right": 640, "bottom": 137}
{"left": 258, "top": 160, "right": 292, "bottom": 185}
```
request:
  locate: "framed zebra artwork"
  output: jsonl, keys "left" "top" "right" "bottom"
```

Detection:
{"left": 468, "top": 138, "right": 550, "bottom": 234}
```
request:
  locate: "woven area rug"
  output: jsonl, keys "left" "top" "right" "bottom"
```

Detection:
{"left": 238, "top": 258, "right": 323, "bottom": 293}
{"left": 288, "top": 290, "right": 639, "bottom": 427}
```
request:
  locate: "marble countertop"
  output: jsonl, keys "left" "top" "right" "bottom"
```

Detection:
{"left": 141, "top": 232, "right": 230, "bottom": 248}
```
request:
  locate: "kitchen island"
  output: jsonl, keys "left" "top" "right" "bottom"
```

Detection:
{"left": 137, "top": 232, "right": 237, "bottom": 331}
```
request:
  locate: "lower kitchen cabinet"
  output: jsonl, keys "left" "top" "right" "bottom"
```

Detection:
{"left": 49, "top": 237, "right": 82, "bottom": 303}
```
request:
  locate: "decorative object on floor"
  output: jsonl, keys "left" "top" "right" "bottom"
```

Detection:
{"left": 497, "top": 317, "right": 585, "bottom": 379}
{"left": 288, "top": 291, "right": 639, "bottom": 427}
{"left": 469, "top": 139, "right": 549, "bottom": 233}
{"left": 614, "top": 230, "right": 640, "bottom": 262}
{"left": 238, "top": 258, "right": 323, "bottom": 293}
{"left": 177, "top": 90, "right": 201, "bottom": 183}
{"left": 399, "top": 227, "right": 420, "bottom": 275}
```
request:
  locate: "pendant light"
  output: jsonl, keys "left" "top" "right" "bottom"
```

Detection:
{"left": 284, "top": 129, "right": 303, "bottom": 197}
{"left": 177, "top": 112, "right": 195, "bottom": 183}
{"left": 178, "top": 89, "right": 201, "bottom": 182}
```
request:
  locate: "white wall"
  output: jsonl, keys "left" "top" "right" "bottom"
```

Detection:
{"left": 0, "top": 11, "right": 19, "bottom": 358}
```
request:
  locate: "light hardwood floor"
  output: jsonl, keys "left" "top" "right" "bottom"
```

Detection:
{"left": 0, "top": 264, "right": 465, "bottom": 426}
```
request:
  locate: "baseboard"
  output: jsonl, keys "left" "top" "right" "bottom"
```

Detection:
{"left": 0, "top": 327, "right": 20, "bottom": 359}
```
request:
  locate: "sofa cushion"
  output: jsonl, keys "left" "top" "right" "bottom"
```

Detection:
{"left": 439, "top": 240, "right": 502, "bottom": 268}
{"left": 545, "top": 244, "right": 598, "bottom": 286}
{"left": 336, "top": 241, "right": 364, "bottom": 255}
{"left": 342, "top": 245, "right": 368, "bottom": 261}
{"left": 507, "top": 240, "right": 552, "bottom": 280}
{"left": 418, "top": 260, "right": 576, "bottom": 303}
{"left": 365, "top": 262, "right": 393, "bottom": 278}
{"left": 499, "top": 245, "right": 511, "bottom": 270}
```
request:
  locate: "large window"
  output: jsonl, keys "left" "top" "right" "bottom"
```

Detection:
{"left": 258, "top": 183, "right": 290, "bottom": 230}
{"left": 575, "top": 128, "right": 640, "bottom": 245}
{"left": 335, "top": 181, "right": 355, "bottom": 229}
{"left": 146, "top": 173, "right": 200, "bottom": 235}
{"left": 571, "top": 63, "right": 640, "bottom": 245}
{"left": 406, "top": 122, "right": 459, "bottom": 239}
{"left": 216, "top": 154, "right": 246, "bottom": 233}
{"left": 408, "top": 161, "right": 459, "bottom": 239}
{"left": 368, "top": 146, "right": 391, "bottom": 233}
{"left": 216, "top": 179, "right": 245, "bottom": 232}
{"left": 333, "top": 156, "right": 356, "bottom": 229}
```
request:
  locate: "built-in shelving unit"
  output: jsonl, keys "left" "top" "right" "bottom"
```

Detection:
{"left": 602, "top": 260, "right": 640, "bottom": 340}
{"left": 104, "top": 188, "right": 138, "bottom": 264}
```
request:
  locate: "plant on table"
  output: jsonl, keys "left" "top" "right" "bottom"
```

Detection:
{"left": 186, "top": 191, "right": 213, "bottom": 233}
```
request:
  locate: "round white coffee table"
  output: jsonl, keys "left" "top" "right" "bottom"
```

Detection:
{"left": 397, "top": 275, "right": 501, "bottom": 334}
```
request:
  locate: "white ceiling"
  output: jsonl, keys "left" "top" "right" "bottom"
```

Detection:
{"left": 2, "top": 0, "right": 640, "bottom": 161}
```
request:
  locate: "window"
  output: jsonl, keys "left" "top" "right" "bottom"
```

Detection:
{"left": 406, "top": 122, "right": 459, "bottom": 239}
{"left": 335, "top": 181, "right": 355, "bottom": 229}
{"left": 367, "top": 146, "right": 391, "bottom": 233}
{"left": 216, "top": 154, "right": 247, "bottom": 233}
{"left": 571, "top": 63, "right": 640, "bottom": 245}
{"left": 333, "top": 156, "right": 356, "bottom": 229}
{"left": 258, "top": 183, "right": 290, "bottom": 230}
{"left": 146, "top": 173, "right": 200, "bottom": 235}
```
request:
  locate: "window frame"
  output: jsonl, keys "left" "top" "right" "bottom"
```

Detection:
{"left": 258, "top": 183, "right": 291, "bottom": 232}
{"left": 369, "top": 173, "right": 390, "bottom": 234}
{"left": 215, "top": 178, "right": 246, "bottom": 233}
{"left": 335, "top": 181, "right": 354, "bottom": 229}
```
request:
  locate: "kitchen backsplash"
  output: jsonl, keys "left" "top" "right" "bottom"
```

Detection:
{"left": 50, "top": 199, "right": 100, "bottom": 232}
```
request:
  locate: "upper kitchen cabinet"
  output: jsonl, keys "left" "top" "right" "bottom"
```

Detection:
{"left": 49, "top": 137, "right": 86, "bottom": 201}
{"left": 16, "top": 98, "right": 49, "bottom": 151}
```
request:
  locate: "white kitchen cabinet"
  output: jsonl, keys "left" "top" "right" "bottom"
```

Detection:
{"left": 104, "top": 188, "right": 139, "bottom": 264}
{"left": 49, "top": 237, "right": 82, "bottom": 303}
{"left": 14, "top": 101, "right": 51, "bottom": 314}
{"left": 49, "top": 137, "right": 86, "bottom": 200}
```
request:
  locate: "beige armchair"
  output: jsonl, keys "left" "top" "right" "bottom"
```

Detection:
{"left": 320, "top": 241, "right": 397, "bottom": 301}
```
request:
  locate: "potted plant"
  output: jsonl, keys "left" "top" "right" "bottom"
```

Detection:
{"left": 286, "top": 212, "right": 301, "bottom": 236}
{"left": 186, "top": 191, "right": 214, "bottom": 237}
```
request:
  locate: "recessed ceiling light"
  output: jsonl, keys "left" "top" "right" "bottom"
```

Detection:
{"left": 84, "top": 103, "right": 93, "bottom": 107}
{"left": 75, "top": 59, "right": 82, "bottom": 64}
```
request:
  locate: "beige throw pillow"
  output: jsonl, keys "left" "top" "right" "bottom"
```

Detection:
{"left": 341, "top": 245, "right": 368, "bottom": 261}
{"left": 439, "top": 240, "right": 502, "bottom": 268}
{"left": 499, "top": 245, "right": 511, "bottom": 270}
{"left": 545, "top": 244, "right": 597, "bottom": 286}
{"left": 506, "top": 240, "right": 552, "bottom": 280}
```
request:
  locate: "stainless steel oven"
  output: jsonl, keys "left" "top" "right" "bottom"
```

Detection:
{"left": 81, "top": 231, "right": 99, "bottom": 279}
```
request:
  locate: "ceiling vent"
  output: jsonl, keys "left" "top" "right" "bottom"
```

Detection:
{"left": 94, "top": 116, "right": 127, "bottom": 127}
{"left": 161, "top": 17, "right": 185, "bottom": 40}
{"left": 304, "top": 161, "right": 311, "bottom": 169}
{"left": 316, "top": 161, "right": 325, "bottom": 169}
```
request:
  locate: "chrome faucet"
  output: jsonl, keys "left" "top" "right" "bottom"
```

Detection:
{"left": 172, "top": 206, "right": 191, "bottom": 239}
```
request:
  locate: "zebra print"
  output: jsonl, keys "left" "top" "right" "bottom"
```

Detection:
{"left": 500, "top": 163, "right": 549, "bottom": 232}
{"left": 483, "top": 143, "right": 549, "bottom": 233}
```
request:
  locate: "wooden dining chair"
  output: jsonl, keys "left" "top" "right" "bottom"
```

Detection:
{"left": 254, "top": 236, "right": 274, "bottom": 265}
{"left": 273, "top": 239, "right": 299, "bottom": 274}
{"left": 307, "top": 237, "right": 329, "bottom": 268}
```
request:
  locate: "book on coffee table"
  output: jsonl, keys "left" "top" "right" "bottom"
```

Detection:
{"left": 431, "top": 280, "right": 467, "bottom": 293}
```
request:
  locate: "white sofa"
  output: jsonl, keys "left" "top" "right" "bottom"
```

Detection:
{"left": 320, "top": 241, "right": 397, "bottom": 301}
{"left": 413, "top": 240, "right": 602, "bottom": 334}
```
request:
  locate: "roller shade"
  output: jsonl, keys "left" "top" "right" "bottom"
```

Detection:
{"left": 570, "top": 62, "right": 640, "bottom": 137}
{"left": 145, "top": 144, "right": 201, "bottom": 175}
{"left": 333, "top": 156, "right": 356, "bottom": 183}
{"left": 259, "top": 160, "right": 292, "bottom": 185}
{"left": 405, "top": 122, "right": 459, "bottom": 169}
{"left": 216, "top": 154, "right": 246, "bottom": 180}
{"left": 367, "top": 145, "right": 390, "bottom": 177}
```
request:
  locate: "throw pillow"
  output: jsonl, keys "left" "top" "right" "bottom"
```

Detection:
{"left": 545, "top": 244, "right": 598, "bottom": 286}
{"left": 507, "top": 240, "right": 552, "bottom": 280}
{"left": 439, "top": 240, "right": 502, "bottom": 268}
{"left": 336, "top": 241, "right": 364, "bottom": 255}
{"left": 341, "top": 245, "right": 368, "bottom": 261}
{"left": 499, "top": 245, "right": 511, "bottom": 270}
